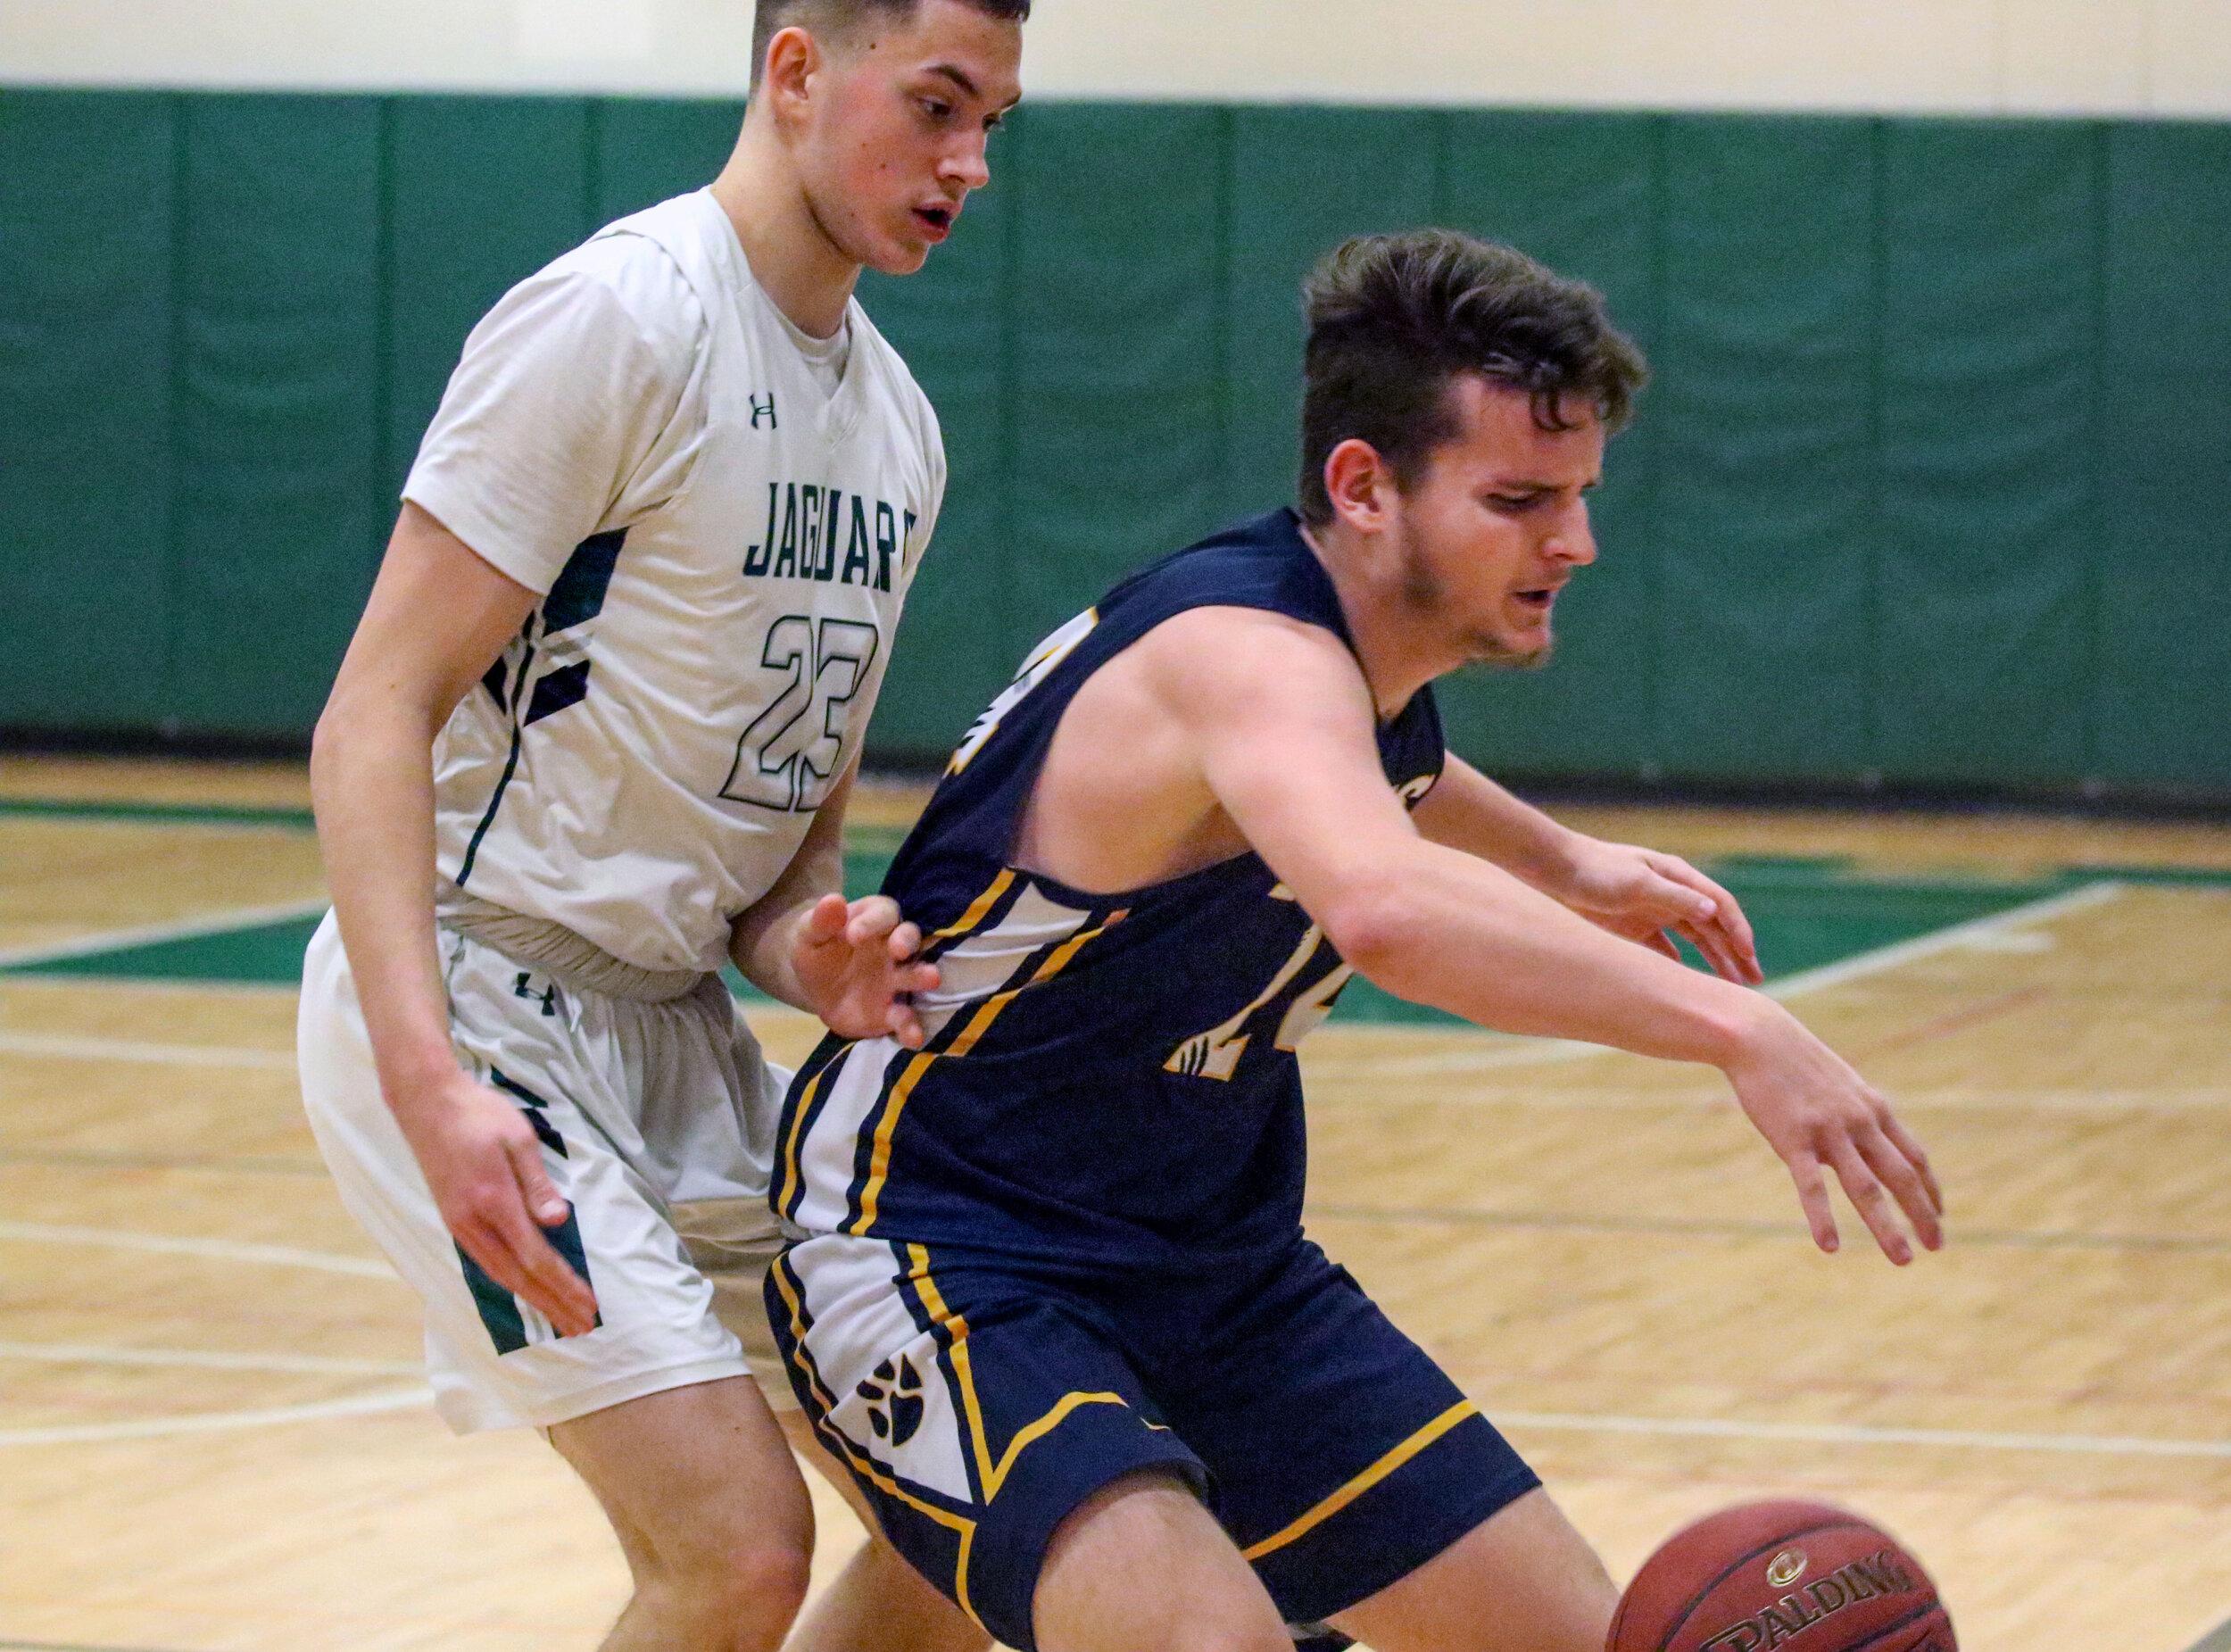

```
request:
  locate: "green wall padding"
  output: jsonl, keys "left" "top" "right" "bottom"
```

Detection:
{"left": 0, "top": 89, "right": 2225, "bottom": 797}
{"left": 1655, "top": 117, "right": 1878, "bottom": 782}
{"left": 2101, "top": 122, "right": 2231, "bottom": 788}
{"left": 1435, "top": 112, "right": 1664, "bottom": 775}
{"left": 596, "top": 98, "right": 746, "bottom": 221}
{"left": 171, "top": 95, "right": 384, "bottom": 735}
{"left": 0, "top": 90, "right": 176, "bottom": 729}
{"left": 1877, "top": 121, "right": 2097, "bottom": 784}
{"left": 1223, "top": 106, "right": 1440, "bottom": 523}
{"left": 1006, "top": 105, "right": 1231, "bottom": 659}
{"left": 385, "top": 96, "right": 594, "bottom": 512}
{"left": 855, "top": 135, "right": 1017, "bottom": 752}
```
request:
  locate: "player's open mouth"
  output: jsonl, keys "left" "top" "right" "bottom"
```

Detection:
{"left": 1512, "top": 587, "right": 1559, "bottom": 611}
{"left": 914, "top": 205, "right": 955, "bottom": 238}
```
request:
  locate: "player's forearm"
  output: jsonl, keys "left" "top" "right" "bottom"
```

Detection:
{"left": 729, "top": 834, "right": 844, "bottom": 1012}
{"left": 1412, "top": 759, "right": 1586, "bottom": 888}
{"left": 310, "top": 694, "right": 461, "bottom": 1118}
{"left": 1325, "top": 843, "right": 1773, "bottom": 1068}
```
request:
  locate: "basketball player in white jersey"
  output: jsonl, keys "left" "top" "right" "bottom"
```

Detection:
{"left": 297, "top": 4, "right": 1020, "bottom": 1648}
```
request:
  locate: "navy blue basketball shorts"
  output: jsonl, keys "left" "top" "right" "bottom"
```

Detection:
{"left": 766, "top": 1232, "right": 1541, "bottom": 1651}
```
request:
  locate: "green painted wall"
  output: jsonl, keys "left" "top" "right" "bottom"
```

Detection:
{"left": 3, "top": 90, "right": 2226, "bottom": 793}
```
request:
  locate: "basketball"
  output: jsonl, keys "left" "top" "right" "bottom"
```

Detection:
{"left": 1607, "top": 1500, "right": 1955, "bottom": 1652}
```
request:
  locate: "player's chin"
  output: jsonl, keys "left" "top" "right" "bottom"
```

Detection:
{"left": 860, "top": 220, "right": 939, "bottom": 276}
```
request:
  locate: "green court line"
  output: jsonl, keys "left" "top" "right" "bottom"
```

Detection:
{"left": 2188, "top": 1616, "right": 2231, "bottom": 1652}
{"left": 5, "top": 855, "right": 2223, "bottom": 1027}
{"left": 0, "top": 797, "right": 317, "bottom": 829}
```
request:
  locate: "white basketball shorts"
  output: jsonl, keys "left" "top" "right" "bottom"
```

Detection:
{"left": 297, "top": 910, "right": 798, "bottom": 1433}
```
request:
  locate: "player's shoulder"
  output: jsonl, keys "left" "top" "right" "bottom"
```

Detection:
{"left": 507, "top": 194, "right": 715, "bottom": 369}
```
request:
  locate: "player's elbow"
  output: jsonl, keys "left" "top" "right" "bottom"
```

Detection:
{"left": 1319, "top": 876, "right": 1435, "bottom": 993}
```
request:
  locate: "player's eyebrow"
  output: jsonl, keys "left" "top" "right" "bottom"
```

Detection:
{"left": 925, "top": 63, "right": 982, "bottom": 97}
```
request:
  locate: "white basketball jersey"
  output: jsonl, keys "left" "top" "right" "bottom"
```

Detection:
{"left": 406, "top": 190, "right": 944, "bottom": 973}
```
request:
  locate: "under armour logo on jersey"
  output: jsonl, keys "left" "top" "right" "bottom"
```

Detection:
{"left": 751, "top": 394, "right": 778, "bottom": 429}
{"left": 855, "top": 1353, "right": 926, "bottom": 1446}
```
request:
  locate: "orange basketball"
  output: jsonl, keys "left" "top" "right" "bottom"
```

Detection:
{"left": 1607, "top": 1500, "right": 1955, "bottom": 1652}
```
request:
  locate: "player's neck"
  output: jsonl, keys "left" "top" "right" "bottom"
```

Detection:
{"left": 1300, "top": 519, "right": 1452, "bottom": 721}
{"left": 709, "top": 113, "right": 862, "bottom": 340}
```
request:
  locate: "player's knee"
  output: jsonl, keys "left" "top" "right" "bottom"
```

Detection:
{"left": 652, "top": 1531, "right": 813, "bottom": 1639}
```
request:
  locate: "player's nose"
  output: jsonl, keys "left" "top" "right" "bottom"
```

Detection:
{"left": 944, "top": 134, "right": 991, "bottom": 193}
{"left": 1547, "top": 499, "right": 1597, "bottom": 565}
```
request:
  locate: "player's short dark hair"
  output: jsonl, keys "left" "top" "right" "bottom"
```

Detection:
{"left": 1297, "top": 229, "right": 1648, "bottom": 524}
{"left": 751, "top": 0, "right": 1030, "bottom": 91}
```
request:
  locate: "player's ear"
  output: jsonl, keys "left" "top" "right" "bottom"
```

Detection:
{"left": 761, "top": 25, "right": 822, "bottom": 124}
{"left": 1323, "top": 438, "right": 1396, "bottom": 535}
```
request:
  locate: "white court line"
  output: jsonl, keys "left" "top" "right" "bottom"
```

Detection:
{"left": 0, "top": 1224, "right": 423, "bottom": 1447}
{"left": 1493, "top": 1407, "right": 2231, "bottom": 1459}
{"left": 0, "top": 1220, "right": 399, "bottom": 1280}
{"left": 0, "top": 898, "right": 329, "bottom": 970}
{"left": 1362, "top": 880, "right": 2126, "bottom": 1076}
{"left": 0, "top": 1030, "right": 295, "bottom": 1070}
{"left": 0, "top": 1341, "right": 419, "bottom": 1376}
{"left": 0, "top": 1385, "right": 432, "bottom": 1446}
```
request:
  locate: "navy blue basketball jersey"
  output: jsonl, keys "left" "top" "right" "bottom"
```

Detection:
{"left": 772, "top": 509, "right": 1445, "bottom": 1268}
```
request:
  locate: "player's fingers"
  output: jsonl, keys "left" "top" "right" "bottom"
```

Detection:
{"left": 463, "top": 1210, "right": 596, "bottom": 1337}
{"left": 1638, "top": 928, "right": 1684, "bottom": 963}
{"left": 1856, "top": 1118, "right": 1945, "bottom": 1250}
{"left": 1782, "top": 1150, "right": 1841, "bottom": 1255}
{"left": 845, "top": 895, "right": 903, "bottom": 946}
{"left": 1661, "top": 859, "right": 1762, "bottom": 983}
{"left": 893, "top": 959, "right": 941, "bottom": 995}
{"left": 885, "top": 920, "right": 924, "bottom": 960}
{"left": 1674, "top": 920, "right": 1747, "bottom": 984}
{"left": 1825, "top": 1135, "right": 1916, "bottom": 1266}
{"left": 888, "top": 1000, "right": 926, "bottom": 1050}
{"left": 506, "top": 1133, "right": 571, "bottom": 1228}
{"left": 800, "top": 892, "right": 850, "bottom": 946}
{"left": 1879, "top": 1108, "right": 1945, "bottom": 1216}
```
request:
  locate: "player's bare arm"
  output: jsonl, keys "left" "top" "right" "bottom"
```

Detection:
{"left": 311, "top": 501, "right": 598, "bottom": 1337}
{"left": 1413, "top": 756, "right": 1762, "bottom": 984}
{"left": 1022, "top": 602, "right": 1939, "bottom": 1265}
{"left": 728, "top": 757, "right": 941, "bottom": 1048}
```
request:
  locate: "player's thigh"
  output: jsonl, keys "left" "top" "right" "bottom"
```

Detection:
{"left": 767, "top": 1234, "right": 1208, "bottom": 1651}
{"left": 1328, "top": 1486, "right": 1615, "bottom": 1652}
{"left": 1033, "top": 1470, "right": 1290, "bottom": 1652}
{"left": 1146, "top": 1242, "right": 1544, "bottom": 1634}
{"left": 550, "top": 1374, "right": 812, "bottom": 1587}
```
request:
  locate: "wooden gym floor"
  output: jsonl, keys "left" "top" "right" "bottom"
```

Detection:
{"left": 1, "top": 752, "right": 2227, "bottom": 1651}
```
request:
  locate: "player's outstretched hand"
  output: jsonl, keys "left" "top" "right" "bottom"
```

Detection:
{"left": 1722, "top": 1002, "right": 1945, "bottom": 1265}
{"left": 793, "top": 892, "right": 942, "bottom": 1049}
{"left": 1553, "top": 839, "right": 1763, "bottom": 985}
{"left": 398, "top": 1072, "right": 599, "bottom": 1336}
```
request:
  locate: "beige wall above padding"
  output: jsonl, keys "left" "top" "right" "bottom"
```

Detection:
{"left": 4, "top": 0, "right": 2228, "bottom": 114}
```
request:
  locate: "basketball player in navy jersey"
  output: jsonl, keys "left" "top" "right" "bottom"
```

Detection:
{"left": 767, "top": 231, "right": 1945, "bottom": 1652}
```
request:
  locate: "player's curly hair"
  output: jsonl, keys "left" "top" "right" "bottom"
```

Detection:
{"left": 1298, "top": 229, "right": 1647, "bottom": 524}
{"left": 752, "top": 0, "right": 1030, "bottom": 91}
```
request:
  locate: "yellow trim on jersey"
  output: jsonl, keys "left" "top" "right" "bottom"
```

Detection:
{"left": 906, "top": 1244, "right": 1127, "bottom": 1501}
{"left": 850, "top": 906, "right": 1128, "bottom": 1235}
{"left": 933, "top": 868, "right": 1018, "bottom": 940}
{"left": 768, "top": 1253, "right": 987, "bottom": 1631}
{"left": 775, "top": 1058, "right": 831, "bottom": 1225}
{"left": 1239, "top": 1399, "right": 1479, "bottom": 1561}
